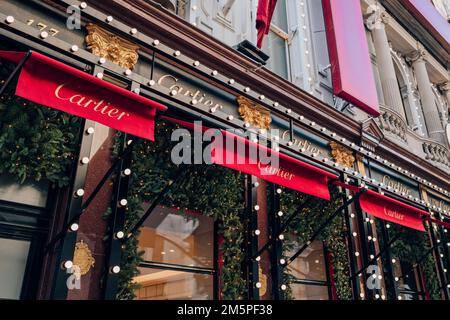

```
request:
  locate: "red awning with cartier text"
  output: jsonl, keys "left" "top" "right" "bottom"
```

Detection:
{"left": 163, "top": 116, "right": 338, "bottom": 200}
{"left": 359, "top": 190, "right": 428, "bottom": 232}
{"left": 0, "top": 51, "right": 167, "bottom": 141}
{"left": 322, "top": 0, "right": 380, "bottom": 117}
{"left": 334, "top": 182, "right": 429, "bottom": 232}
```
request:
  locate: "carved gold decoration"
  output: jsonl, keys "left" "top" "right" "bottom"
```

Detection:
{"left": 85, "top": 23, "right": 139, "bottom": 69}
{"left": 330, "top": 141, "right": 355, "bottom": 168}
{"left": 237, "top": 96, "right": 271, "bottom": 130}
{"left": 73, "top": 240, "right": 95, "bottom": 276}
{"left": 258, "top": 265, "right": 267, "bottom": 297}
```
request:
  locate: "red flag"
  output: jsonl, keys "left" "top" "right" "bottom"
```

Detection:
{"left": 256, "top": 0, "right": 278, "bottom": 48}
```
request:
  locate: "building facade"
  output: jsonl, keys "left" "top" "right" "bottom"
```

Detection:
{"left": 0, "top": 0, "right": 449, "bottom": 300}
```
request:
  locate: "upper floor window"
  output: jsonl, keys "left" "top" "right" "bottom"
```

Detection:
{"left": 262, "top": 0, "right": 290, "bottom": 80}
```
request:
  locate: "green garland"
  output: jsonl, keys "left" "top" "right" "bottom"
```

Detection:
{"left": 280, "top": 186, "right": 353, "bottom": 300}
{"left": 0, "top": 95, "right": 80, "bottom": 187}
{"left": 112, "top": 122, "right": 247, "bottom": 300}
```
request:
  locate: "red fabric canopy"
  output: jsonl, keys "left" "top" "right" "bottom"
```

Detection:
{"left": 0, "top": 51, "right": 167, "bottom": 141}
{"left": 322, "top": 0, "right": 380, "bottom": 117}
{"left": 163, "top": 116, "right": 337, "bottom": 200}
{"left": 335, "top": 182, "right": 429, "bottom": 232}
{"left": 256, "top": 0, "right": 278, "bottom": 48}
{"left": 359, "top": 190, "right": 428, "bottom": 232}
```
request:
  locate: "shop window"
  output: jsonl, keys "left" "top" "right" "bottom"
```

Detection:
{"left": 287, "top": 240, "right": 332, "bottom": 300}
{"left": 262, "top": 1, "right": 290, "bottom": 80}
{"left": 0, "top": 238, "right": 30, "bottom": 300}
{"left": 134, "top": 267, "right": 214, "bottom": 300}
{"left": 134, "top": 205, "right": 216, "bottom": 300}
{"left": 0, "top": 174, "right": 49, "bottom": 208}
{"left": 393, "top": 261, "right": 427, "bottom": 300}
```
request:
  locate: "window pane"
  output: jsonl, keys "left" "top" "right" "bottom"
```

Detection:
{"left": 134, "top": 267, "right": 214, "bottom": 300}
{"left": 287, "top": 240, "right": 327, "bottom": 282}
{"left": 271, "top": 0, "right": 288, "bottom": 32}
{"left": 0, "top": 174, "right": 48, "bottom": 207}
{"left": 263, "top": 31, "right": 289, "bottom": 79}
{"left": 291, "top": 283, "right": 329, "bottom": 300}
{"left": 138, "top": 206, "right": 214, "bottom": 268}
{"left": 0, "top": 238, "right": 30, "bottom": 299}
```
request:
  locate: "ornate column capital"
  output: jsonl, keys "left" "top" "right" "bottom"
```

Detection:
{"left": 365, "top": 6, "right": 391, "bottom": 31}
{"left": 406, "top": 48, "right": 428, "bottom": 64}
{"left": 438, "top": 81, "right": 450, "bottom": 92}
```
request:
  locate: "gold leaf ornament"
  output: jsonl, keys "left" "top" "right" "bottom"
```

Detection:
{"left": 73, "top": 240, "right": 95, "bottom": 276}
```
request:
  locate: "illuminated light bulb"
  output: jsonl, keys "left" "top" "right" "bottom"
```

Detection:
{"left": 63, "top": 260, "right": 73, "bottom": 269}
{"left": 116, "top": 231, "right": 125, "bottom": 239}
{"left": 111, "top": 266, "right": 121, "bottom": 274}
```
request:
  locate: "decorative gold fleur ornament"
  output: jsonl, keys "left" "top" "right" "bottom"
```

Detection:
{"left": 73, "top": 240, "right": 95, "bottom": 276}
{"left": 330, "top": 142, "right": 355, "bottom": 168}
{"left": 85, "top": 23, "right": 140, "bottom": 69}
{"left": 237, "top": 96, "right": 271, "bottom": 130}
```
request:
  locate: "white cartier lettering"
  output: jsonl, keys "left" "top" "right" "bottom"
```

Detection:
{"left": 55, "top": 83, "right": 129, "bottom": 120}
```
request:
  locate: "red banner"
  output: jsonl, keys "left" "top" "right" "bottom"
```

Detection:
{"left": 162, "top": 116, "right": 337, "bottom": 200}
{"left": 400, "top": 0, "right": 450, "bottom": 54}
{"left": 359, "top": 189, "right": 428, "bottom": 232}
{"left": 0, "top": 51, "right": 167, "bottom": 141}
{"left": 256, "top": 0, "right": 278, "bottom": 48}
{"left": 322, "top": 0, "right": 380, "bottom": 117}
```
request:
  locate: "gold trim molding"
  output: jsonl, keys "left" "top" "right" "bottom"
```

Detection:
{"left": 237, "top": 96, "right": 271, "bottom": 130}
{"left": 85, "top": 23, "right": 140, "bottom": 69}
{"left": 330, "top": 142, "right": 355, "bottom": 168}
{"left": 73, "top": 240, "right": 95, "bottom": 276}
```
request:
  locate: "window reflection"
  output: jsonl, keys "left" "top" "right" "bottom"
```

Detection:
{"left": 286, "top": 239, "right": 331, "bottom": 300}
{"left": 291, "top": 283, "right": 329, "bottom": 300}
{"left": 288, "top": 240, "right": 327, "bottom": 282}
{"left": 138, "top": 206, "right": 214, "bottom": 268}
{"left": 134, "top": 268, "right": 213, "bottom": 300}
{"left": 0, "top": 238, "right": 30, "bottom": 300}
{"left": 134, "top": 206, "right": 215, "bottom": 300}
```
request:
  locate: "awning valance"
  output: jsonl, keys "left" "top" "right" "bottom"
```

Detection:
{"left": 0, "top": 51, "right": 167, "bottom": 141}
{"left": 359, "top": 189, "right": 428, "bottom": 232}
{"left": 335, "top": 182, "right": 429, "bottom": 232}
{"left": 163, "top": 116, "right": 337, "bottom": 200}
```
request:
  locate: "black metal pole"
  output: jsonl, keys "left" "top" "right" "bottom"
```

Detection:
{"left": 50, "top": 118, "right": 96, "bottom": 299}
{"left": 45, "top": 139, "right": 139, "bottom": 251}
{"left": 427, "top": 219, "right": 450, "bottom": 299}
{"left": 354, "top": 193, "right": 373, "bottom": 300}
{"left": 102, "top": 133, "right": 134, "bottom": 300}
{"left": 269, "top": 184, "right": 283, "bottom": 300}
{"left": 341, "top": 174, "right": 361, "bottom": 300}
{"left": 245, "top": 174, "right": 260, "bottom": 300}
{"left": 253, "top": 195, "right": 314, "bottom": 259}
{"left": 379, "top": 220, "right": 398, "bottom": 300}
{"left": 286, "top": 192, "right": 362, "bottom": 265}
{"left": 0, "top": 51, "right": 31, "bottom": 95}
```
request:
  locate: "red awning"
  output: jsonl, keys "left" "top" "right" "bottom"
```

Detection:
{"left": 359, "top": 190, "right": 428, "bottom": 232}
{"left": 334, "top": 182, "right": 428, "bottom": 232}
{"left": 322, "top": 0, "right": 380, "bottom": 117}
{"left": 163, "top": 116, "right": 337, "bottom": 200}
{"left": 0, "top": 51, "right": 167, "bottom": 141}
